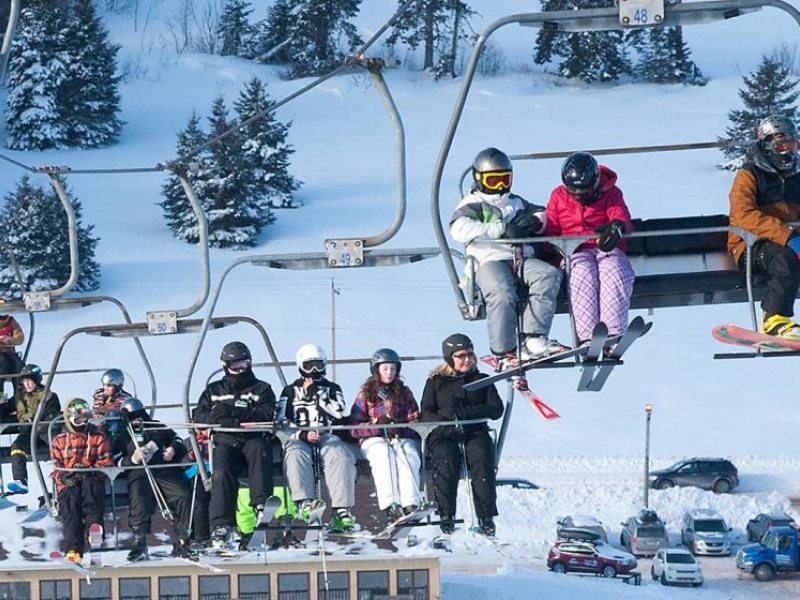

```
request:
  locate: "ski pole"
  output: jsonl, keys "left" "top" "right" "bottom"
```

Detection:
{"left": 383, "top": 425, "right": 400, "bottom": 514}
{"left": 126, "top": 420, "right": 173, "bottom": 521}
{"left": 456, "top": 421, "right": 476, "bottom": 529}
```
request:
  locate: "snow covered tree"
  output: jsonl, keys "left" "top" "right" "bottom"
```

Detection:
{"left": 0, "top": 175, "right": 100, "bottom": 299}
{"left": 633, "top": 27, "right": 705, "bottom": 85}
{"left": 5, "top": 1, "right": 69, "bottom": 150}
{"left": 234, "top": 77, "right": 301, "bottom": 209}
{"left": 218, "top": 0, "right": 254, "bottom": 57}
{"left": 719, "top": 53, "right": 800, "bottom": 170}
{"left": 61, "top": 0, "right": 124, "bottom": 147}
{"left": 534, "top": 0, "right": 631, "bottom": 83}
{"left": 257, "top": 0, "right": 363, "bottom": 78}
{"left": 385, "top": 0, "right": 476, "bottom": 77}
{"left": 4, "top": 0, "right": 123, "bottom": 150}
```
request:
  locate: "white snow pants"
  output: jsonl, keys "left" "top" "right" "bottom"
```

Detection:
{"left": 360, "top": 436, "right": 423, "bottom": 510}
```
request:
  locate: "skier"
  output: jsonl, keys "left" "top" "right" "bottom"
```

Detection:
{"left": 114, "top": 397, "right": 195, "bottom": 561}
{"left": 182, "top": 429, "right": 211, "bottom": 548}
{"left": 728, "top": 114, "right": 800, "bottom": 340}
{"left": 0, "top": 364, "right": 61, "bottom": 494}
{"left": 545, "top": 152, "right": 636, "bottom": 345}
{"left": 349, "top": 348, "right": 423, "bottom": 524}
{"left": 50, "top": 398, "right": 114, "bottom": 563}
{"left": 419, "top": 333, "right": 504, "bottom": 537}
{"left": 0, "top": 312, "right": 25, "bottom": 396}
{"left": 450, "top": 147, "right": 564, "bottom": 371}
{"left": 192, "top": 341, "right": 276, "bottom": 549}
{"left": 278, "top": 344, "right": 357, "bottom": 532}
{"left": 91, "top": 368, "right": 132, "bottom": 419}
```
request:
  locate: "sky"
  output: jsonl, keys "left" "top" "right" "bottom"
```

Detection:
{"left": 2, "top": 1, "right": 800, "bottom": 598}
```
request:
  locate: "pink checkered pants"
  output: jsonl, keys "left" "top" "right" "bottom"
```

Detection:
{"left": 567, "top": 247, "right": 635, "bottom": 342}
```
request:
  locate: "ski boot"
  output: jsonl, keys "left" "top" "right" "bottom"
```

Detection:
{"left": 127, "top": 530, "right": 149, "bottom": 562}
{"left": 331, "top": 508, "right": 356, "bottom": 532}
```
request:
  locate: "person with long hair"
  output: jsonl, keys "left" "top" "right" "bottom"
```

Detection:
{"left": 350, "top": 348, "right": 423, "bottom": 524}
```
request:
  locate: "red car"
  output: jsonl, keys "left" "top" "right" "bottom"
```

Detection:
{"left": 547, "top": 540, "right": 638, "bottom": 578}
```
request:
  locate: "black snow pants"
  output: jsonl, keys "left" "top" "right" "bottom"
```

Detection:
{"left": 127, "top": 466, "right": 192, "bottom": 543}
{"left": 57, "top": 475, "right": 105, "bottom": 554}
{"left": 209, "top": 437, "right": 273, "bottom": 529}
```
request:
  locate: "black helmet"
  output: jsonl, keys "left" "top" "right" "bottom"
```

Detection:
{"left": 561, "top": 152, "right": 601, "bottom": 205}
{"left": 221, "top": 341, "right": 252, "bottom": 376}
{"left": 370, "top": 348, "right": 402, "bottom": 375}
{"left": 441, "top": 333, "right": 474, "bottom": 368}
{"left": 101, "top": 368, "right": 124, "bottom": 388}
{"left": 119, "top": 397, "right": 148, "bottom": 423}
{"left": 472, "top": 147, "right": 513, "bottom": 194}
{"left": 757, "top": 115, "right": 799, "bottom": 171}
{"left": 20, "top": 364, "right": 42, "bottom": 386}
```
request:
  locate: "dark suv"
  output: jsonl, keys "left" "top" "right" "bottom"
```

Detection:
{"left": 648, "top": 457, "right": 739, "bottom": 493}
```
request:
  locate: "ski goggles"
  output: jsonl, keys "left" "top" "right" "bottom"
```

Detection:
{"left": 565, "top": 184, "right": 598, "bottom": 203}
{"left": 68, "top": 402, "right": 91, "bottom": 424}
{"left": 301, "top": 359, "right": 326, "bottom": 373}
{"left": 767, "top": 135, "right": 799, "bottom": 154}
{"left": 225, "top": 359, "right": 251, "bottom": 373}
{"left": 476, "top": 170, "right": 512, "bottom": 191}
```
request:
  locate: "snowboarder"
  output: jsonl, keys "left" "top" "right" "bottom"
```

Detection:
{"left": 50, "top": 397, "right": 113, "bottom": 563}
{"left": 450, "top": 147, "right": 563, "bottom": 371}
{"left": 350, "top": 348, "right": 423, "bottom": 524}
{"left": 419, "top": 333, "right": 504, "bottom": 537}
{"left": 113, "top": 397, "right": 194, "bottom": 561}
{"left": 728, "top": 114, "right": 800, "bottom": 340}
{"left": 278, "top": 343, "right": 357, "bottom": 532}
{"left": 0, "top": 312, "right": 25, "bottom": 396}
{"left": 192, "top": 341, "right": 276, "bottom": 549}
{"left": 0, "top": 364, "right": 61, "bottom": 494}
{"left": 545, "top": 151, "right": 636, "bottom": 345}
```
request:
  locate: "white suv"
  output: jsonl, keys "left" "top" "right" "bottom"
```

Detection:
{"left": 651, "top": 548, "right": 704, "bottom": 587}
{"left": 681, "top": 508, "right": 733, "bottom": 556}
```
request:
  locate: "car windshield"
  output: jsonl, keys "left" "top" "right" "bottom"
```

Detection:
{"left": 695, "top": 519, "right": 727, "bottom": 533}
{"left": 667, "top": 553, "right": 696, "bottom": 564}
{"left": 637, "top": 525, "right": 666, "bottom": 537}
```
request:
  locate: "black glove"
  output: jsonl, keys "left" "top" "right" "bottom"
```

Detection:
{"left": 595, "top": 219, "right": 625, "bottom": 252}
{"left": 211, "top": 402, "right": 237, "bottom": 422}
{"left": 218, "top": 417, "right": 239, "bottom": 429}
{"left": 504, "top": 223, "right": 529, "bottom": 240}
{"left": 505, "top": 207, "right": 542, "bottom": 239}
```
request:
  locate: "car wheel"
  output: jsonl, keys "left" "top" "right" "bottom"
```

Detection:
{"left": 602, "top": 565, "right": 616, "bottom": 578}
{"left": 660, "top": 573, "right": 669, "bottom": 586}
{"left": 650, "top": 566, "right": 657, "bottom": 581}
{"left": 692, "top": 582, "right": 703, "bottom": 588}
{"left": 713, "top": 479, "right": 731, "bottom": 493}
{"left": 754, "top": 563, "right": 775, "bottom": 582}
{"left": 552, "top": 562, "right": 567, "bottom": 575}
{"left": 657, "top": 479, "right": 675, "bottom": 490}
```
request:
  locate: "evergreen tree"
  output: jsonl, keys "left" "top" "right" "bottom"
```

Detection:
{"left": 234, "top": 77, "right": 301, "bottom": 208}
{"left": 5, "top": 2, "right": 69, "bottom": 150}
{"left": 534, "top": 0, "right": 631, "bottom": 83}
{"left": 4, "top": 0, "right": 123, "bottom": 150}
{"left": 62, "top": 0, "right": 124, "bottom": 147}
{"left": 249, "top": 0, "right": 295, "bottom": 63}
{"left": 159, "top": 114, "right": 213, "bottom": 244}
{"left": 385, "top": 0, "right": 475, "bottom": 76}
{"left": 633, "top": 27, "right": 705, "bottom": 85}
{"left": 719, "top": 54, "right": 800, "bottom": 170}
{"left": 0, "top": 175, "right": 100, "bottom": 299}
{"left": 258, "top": 0, "right": 363, "bottom": 78}
{"left": 218, "top": 0, "right": 254, "bottom": 57}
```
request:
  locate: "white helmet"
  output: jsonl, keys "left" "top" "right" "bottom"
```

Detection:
{"left": 296, "top": 344, "right": 327, "bottom": 376}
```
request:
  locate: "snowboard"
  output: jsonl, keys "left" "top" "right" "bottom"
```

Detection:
{"left": 712, "top": 324, "right": 800, "bottom": 352}
{"left": 88, "top": 523, "right": 103, "bottom": 567}
{"left": 581, "top": 316, "right": 652, "bottom": 392}
{"left": 373, "top": 503, "right": 438, "bottom": 540}
{"left": 246, "top": 495, "right": 282, "bottom": 551}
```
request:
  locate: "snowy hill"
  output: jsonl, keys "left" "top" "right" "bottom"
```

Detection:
{"left": 1, "top": 1, "right": 800, "bottom": 598}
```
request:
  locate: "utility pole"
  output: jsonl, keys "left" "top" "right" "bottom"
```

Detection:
{"left": 329, "top": 279, "right": 340, "bottom": 380}
{"left": 644, "top": 403, "right": 653, "bottom": 508}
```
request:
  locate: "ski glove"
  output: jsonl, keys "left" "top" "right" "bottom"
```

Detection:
{"left": 595, "top": 219, "right": 626, "bottom": 252}
{"left": 504, "top": 207, "right": 543, "bottom": 240}
{"left": 787, "top": 234, "right": 800, "bottom": 259}
{"left": 132, "top": 440, "right": 158, "bottom": 464}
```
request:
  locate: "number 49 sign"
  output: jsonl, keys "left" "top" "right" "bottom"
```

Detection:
{"left": 618, "top": 0, "right": 665, "bottom": 27}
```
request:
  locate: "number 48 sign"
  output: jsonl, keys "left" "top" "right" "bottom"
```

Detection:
{"left": 619, "top": 0, "right": 665, "bottom": 26}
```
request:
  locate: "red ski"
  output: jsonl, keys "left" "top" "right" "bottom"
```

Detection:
{"left": 712, "top": 324, "right": 800, "bottom": 352}
{"left": 518, "top": 387, "right": 560, "bottom": 421}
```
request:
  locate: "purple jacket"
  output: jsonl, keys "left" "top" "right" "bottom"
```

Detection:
{"left": 349, "top": 384, "right": 420, "bottom": 443}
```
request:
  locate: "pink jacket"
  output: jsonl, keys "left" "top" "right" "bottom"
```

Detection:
{"left": 545, "top": 165, "right": 634, "bottom": 253}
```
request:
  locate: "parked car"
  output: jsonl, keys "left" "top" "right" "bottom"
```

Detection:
{"left": 496, "top": 478, "right": 539, "bottom": 490}
{"left": 620, "top": 509, "right": 669, "bottom": 557}
{"left": 651, "top": 548, "right": 704, "bottom": 587}
{"left": 556, "top": 515, "right": 608, "bottom": 543}
{"left": 680, "top": 508, "right": 733, "bottom": 556}
{"left": 648, "top": 457, "right": 739, "bottom": 493}
{"left": 746, "top": 512, "right": 796, "bottom": 542}
{"left": 547, "top": 539, "right": 637, "bottom": 578}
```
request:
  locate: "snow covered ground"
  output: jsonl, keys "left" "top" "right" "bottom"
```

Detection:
{"left": 1, "top": 1, "right": 800, "bottom": 598}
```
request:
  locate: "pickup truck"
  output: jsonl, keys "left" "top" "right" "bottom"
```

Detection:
{"left": 736, "top": 525, "right": 800, "bottom": 581}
